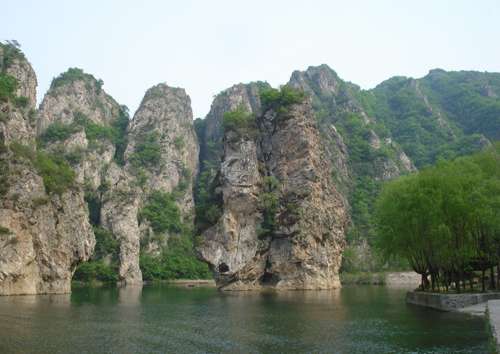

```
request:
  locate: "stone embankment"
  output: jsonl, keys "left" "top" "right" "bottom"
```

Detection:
{"left": 487, "top": 300, "right": 500, "bottom": 353}
{"left": 406, "top": 291, "right": 500, "bottom": 311}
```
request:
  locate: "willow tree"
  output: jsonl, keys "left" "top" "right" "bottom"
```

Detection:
{"left": 375, "top": 144, "right": 500, "bottom": 292}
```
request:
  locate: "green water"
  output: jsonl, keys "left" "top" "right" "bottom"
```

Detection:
{"left": 0, "top": 285, "right": 488, "bottom": 353}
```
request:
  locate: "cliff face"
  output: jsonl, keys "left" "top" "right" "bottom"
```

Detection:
{"left": 0, "top": 45, "right": 94, "bottom": 295}
{"left": 198, "top": 89, "right": 348, "bottom": 290}
{"left": 3, "top": 41, "right": 498, "bottom": 294}
{"left": 288, "top": 65, "right": 415, "bottom": 183}
{"left": 126, "top": 84, "right": 198, "bottom": 214}
{"left": 101, "top": 84, "right": 199, "bottom": 282}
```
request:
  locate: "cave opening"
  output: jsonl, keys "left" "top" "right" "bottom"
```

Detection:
{"left": 218, "top": 262, "right": 230, "bottom": 273}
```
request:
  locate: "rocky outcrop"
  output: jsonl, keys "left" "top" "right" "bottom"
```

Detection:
{"left": 0, "top": 175, "right": 94, "bottom": 295}
{"left": 126, "top": 84, "right": 198, "bottom": 214}
{"left": 0, "top": 43, "right": 37, "bottom": 108}
{"left": 288, "top": 65, "right": 416, "bottom": 181}
{"left": 37, "top": 69, "right": 122, "bottom": 190}
{"left": 101, "top": 84, "right": 199, "bottom": 281}
{"left": 0, "top": 46, "right": 94, "bottom": 295}
{"left": 37, "top": 69, "right": 120, "bottom": 134}
{"left": 200, "top": 82, "right": 267, "bottom": 167}
{"left": 198, "top": 92, "right": 348, "bottom": 290}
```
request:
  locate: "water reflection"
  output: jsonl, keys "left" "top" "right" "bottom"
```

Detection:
{"left": 0, "top": 285, "right": 489, "bottom": 354}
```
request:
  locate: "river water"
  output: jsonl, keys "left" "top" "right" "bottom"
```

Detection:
{"left": 0, "top": 285, "right": 488, "bottom": 353}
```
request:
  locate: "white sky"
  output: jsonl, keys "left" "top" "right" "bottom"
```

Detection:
{"left": 2, "top": 0, "right": 500, "bottom": 118}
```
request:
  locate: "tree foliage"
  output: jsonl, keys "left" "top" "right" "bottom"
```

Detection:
{"left": 140, "top": 191, "right": 182, "bottom": 234}
{"left": 222, "top": 106, "right": 256, "bottom": 137}
{"left": 375, "top": 145, "right": 500, "bottom": 292}
{"left": 50, "top": 68, "right": 103, "bottom": 93}
{"left": 260, "top": 85, "right": 306, "bottom": 113}
{"left": 10, "top": 142, "right": 75, "bottom": 195}
{"left": 130, "top": 132, "right": 162, "bottom": 169}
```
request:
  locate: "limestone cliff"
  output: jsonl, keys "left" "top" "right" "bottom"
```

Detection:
{"left": 0, "top": 44, "right": 94, "bottom": 295}
{"left": 101, "top": 84, "right": 199, "bottom": 282}
{"left": 288, "top": 65, "right": 415, "bottom": 183}
{"left": 198, "top": 88, "right": 348, "bottom": 289}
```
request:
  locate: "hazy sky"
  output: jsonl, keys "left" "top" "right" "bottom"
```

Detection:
{"left": 2, "top": 0, "right": 500, "bottom": 118}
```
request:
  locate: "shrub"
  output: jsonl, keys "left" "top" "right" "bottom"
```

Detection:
{"left": 93, "top": 226, "right": 119, "bottom": 260}
{"left": 194, "top": 167, "right": 223, "bottom": 232}
{"left": 222, "top": 106, "right": 256, "bottom": 137}
{"left": 11, "top": 142, "right": 75, "bottom": 195}
{"left": 50, "top": 68, "right": 102, "bottom": 91}
{"left": 14, "top": 96, "right": 29, "bottom": 108}
{"left": 173, "top": 136, "right": 185, "bottom": 150}
{"left": 260, "top": 85, "right": 306, "bottom": 114}
{"left": 34, "top": 152, "right": 75, "bottom": 195}
{"left": 0, "top": 74, "right": 17, "bottom": 102}
{"left": 140, "top": 191, "right": 182, "bottom": 234}
{"left": 39, "top": 122, "right": 81, "bottom": 144}
{"left": 84, "top": 189, "right": 101, "bottom": 226}
{"left": 73, "top": 261, "right": 118, "bottom": 283}
{"left": 140, "top": 235, "right": 211, "bottom": 280}
{"left": 0, "top": 225, "right": 11, "bottom": 235}
{"left": 130, "top": 132, "right": 162, "bottom": 169}
{"left": 112, "top": 106, "right": 130, "bottom": 165}
{"left": 64, "top": 148, "right": 85, "bottom": 165}
{"left": 258, "top": 176, "right": 280, "bottom": 238}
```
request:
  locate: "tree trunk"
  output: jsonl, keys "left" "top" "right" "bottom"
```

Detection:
{"left": 482, "top": 270, "right": 486, "bottom": 292}
{"left": 490, "top": 267, "right": 496, "bottom": 290}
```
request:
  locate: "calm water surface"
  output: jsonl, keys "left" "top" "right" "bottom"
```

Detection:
{"left": 0, "top": 285, "right": 489, "bottom": 353}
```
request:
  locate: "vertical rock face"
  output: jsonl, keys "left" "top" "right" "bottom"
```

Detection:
{"left": 288, "top": 65, "right": 416, "bottom": 271}
{"left": 201, "top": 82, "right": 267, "bottom": 166}
{"left": 0, "top": 44, "right": 37, "bottom": 145}
{"left": 37, "top": 70, "right": 120, "bottom": 134}
{"left": 0, "top": 46, "right": 94, "bottom": 295}
{"left": 288, "top": 65, "right": 416, "bottom": 181}
{"left": 262, "top": 102, "right": 348, "bottom": 289}
{"left": 0, "top": 44, "right": 37, "bottom": 108}
{"left": 37, "top": 69, "right": 122, "bottom": 190}
{"left": 101, "top": 84, "right": 199, "bottom": 283}
{"left": 126, "top": 84, "right": 198, "bottom": 213}
{"left": 198, "top": 93, "right": 348, "bottom": 290}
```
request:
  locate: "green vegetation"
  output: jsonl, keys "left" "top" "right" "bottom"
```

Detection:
{"left": 194, "top": 162, "right": 222, "bottom": 232}
{"left": 173, "top": 136, "right": 185, "bottom": 150}
{"left": 258, "top": 176, "right": 280, "bottom": 238}
{"left": 39, "top": 122, "right": 80, "bottom": 144}
{"left": 84, "top": 187, "right": 101, "bottom": 226}
{"left": 0, "top": 225, "right": 11, "bottom": 235}
{"left": 73, "top": 261, "right": 118, "bottom": 283}
{"left": 0, "top": 42, "right": 26, "bottom": 71}
{"left": 50, "top": 68, "right": 103, "bottom": 93}
{"left": 35, "top": 152, "right": 75, "bottom": 194}
{"left": 139, "top": 190, "right": 211, "bottom": 280}
{"left": 10, "top": 142, "right": 75, "bottom": 195}
{"left": 375, "top": 145, "right": 500, "bottom": 292}
{"left": 93, "top": 226, "right": 119, "bottom": 260}
{"left": 74, "top": 111, "right": 115, "bottom": 142}
{"left": 222, "top": 106, "right": 256, "bottom": 137}
{"left": 140, "top": 235, "right": 211, "bottom": 280}
{"left": 140, "top": 191, "right": 182, "bottom": 234}
{"left": 39, "top": 109, "right": 129, "bottom": 165}
{"left": 260, "top": 85, "right": 306, "bottom": 114}
{"left": 363, "top": 71, "right": 498, "bottom": 168}
{"left": 73, "top": 226, "right": 120, "bottom": 283}
{"left": 0, "top": 74, "right": 18, "bottom": 103}
{"left": 111, "top": 106, "right": 130, "bottom": 165}
{"left": 130, "top": 132, "right": 162, "bottom": 169}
